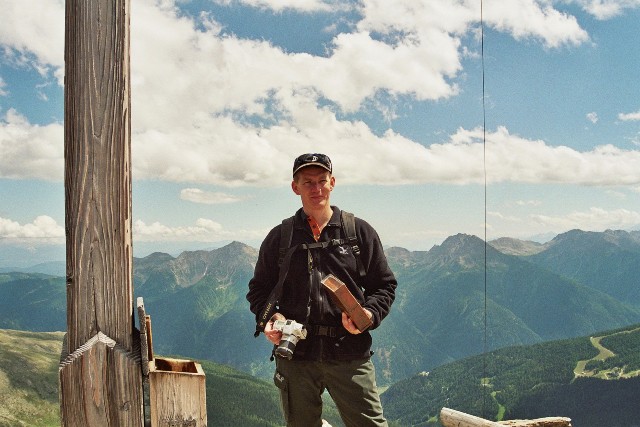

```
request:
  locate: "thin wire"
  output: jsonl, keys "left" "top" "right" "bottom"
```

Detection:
{"left": 480, "top": 0, "right": 489, "bottom": 419}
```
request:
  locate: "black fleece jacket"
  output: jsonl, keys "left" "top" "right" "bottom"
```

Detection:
{"left": 247, "top": 206, "right": 397, "bottom": 361}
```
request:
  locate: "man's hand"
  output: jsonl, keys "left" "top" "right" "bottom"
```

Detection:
{"left": 264, "top": 312, "right": 286, "bottom": 345}
{"left": 342, "top": 309, "right": 372, "bottom": 335}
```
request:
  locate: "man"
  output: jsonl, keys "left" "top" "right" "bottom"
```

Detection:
{"left": 247, "top": 153, "right": 397, "bottom": 427}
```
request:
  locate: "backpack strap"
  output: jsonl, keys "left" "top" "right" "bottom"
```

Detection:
{"left": 278, "top": 216, "right": 295, "bottom": 267}
{"left": 256, "top": 211, "right": 366, "bottom": 337}
{"left": 279, "top": 211, "right": 366, "bottom": 277}
{"left": 340, "top": 211, "right": 366, "bottom": 277}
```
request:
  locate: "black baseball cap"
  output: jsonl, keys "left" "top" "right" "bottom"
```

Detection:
{"left": 292, "top": 153, "right": 332, "bottom": 177}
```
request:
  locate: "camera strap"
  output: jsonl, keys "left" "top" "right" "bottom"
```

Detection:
{"left": 254, "top": 243, "right": 300, "bottom": 337}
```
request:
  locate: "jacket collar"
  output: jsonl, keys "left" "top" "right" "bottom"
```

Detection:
{"left": 294, "top": 206, "right": 341, "bottom": 228}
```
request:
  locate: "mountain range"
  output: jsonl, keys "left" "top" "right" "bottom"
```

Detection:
{"left": 1, "top": 229, "right": 640, "bottom": 387}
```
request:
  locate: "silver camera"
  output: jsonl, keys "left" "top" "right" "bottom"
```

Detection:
{"left": 273, "top": 319, "right": 307, "bottom": 359}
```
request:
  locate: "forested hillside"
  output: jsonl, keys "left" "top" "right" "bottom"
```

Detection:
{"left": 382, "top": 323, "right": 640, "bottom": 427}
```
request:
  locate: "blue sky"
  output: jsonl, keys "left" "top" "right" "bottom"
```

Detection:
{"left": 1, "top": 0, "right": 640, "bottom": 265}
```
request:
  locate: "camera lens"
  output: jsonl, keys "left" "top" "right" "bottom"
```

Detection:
{"left": 275, "top": 336, "right": 298, "bottom": 359}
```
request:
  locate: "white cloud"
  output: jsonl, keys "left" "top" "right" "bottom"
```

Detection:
{"left": 530, "top": 207, "right": 640, "bottom": 230}
{"left": 0, "top": 0, "right": 624, "bottom": 188}
{"left": 515, "top": 200, "right": 542, "bottom": 206}
{"left": 0, "top": 0, "right": 65, "bottom": 83}
{"left": 0, "top": 215, "right": 64, "bottom": 240}
{"left": 0, "top": 109, "right": 63, "bottom": 180}
{"left": 123, "top": 0, "right": 596, "bottom": 186}
{"left": 180, "top": 188, "right": 245, "bottom": 204}
{"left": 572, "top": 0, "right": 640, "bottom": 20}
{"left": 586, "top": 112, "right": 599, "bottom": 123}
{"left": 618, "top": 110, "right": 640, "bottom": 121}
{"left": 451, "top": 126, "right": 640, "bottom": 186}
{"left": 488, "top": 210, "right": 521, "bottom": 221}
{"left": 482, "top": 0, "right": 590, "bottom": 48}
{"left": 213, "top": 0, "right": 351, "bottom": 12}
{"left": 3, "top": 100, "right": 640, "bottom": 189}
{"left": 133, "top": 218, "right": 263, "bottom": 242}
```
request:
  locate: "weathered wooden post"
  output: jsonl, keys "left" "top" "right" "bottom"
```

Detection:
{"left": 58, "top": 0, "right": 143, "bottom": 425}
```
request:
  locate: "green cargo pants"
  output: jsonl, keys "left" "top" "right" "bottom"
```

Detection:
{"left": 274, "top": 357, "right": 388, "bottom": 427}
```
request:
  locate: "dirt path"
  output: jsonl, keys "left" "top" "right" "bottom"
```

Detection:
{"left": 574, "top": 327, "right": 640, "bottom": 379}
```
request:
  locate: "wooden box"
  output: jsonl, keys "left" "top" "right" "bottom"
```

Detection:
{"left": 149, "top": 357, "right": 207, "bottom": 427}
{"left": 138, "top": 297, "right": 207, "bottom": 427}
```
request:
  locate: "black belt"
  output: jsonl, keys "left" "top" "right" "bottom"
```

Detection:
{"left": 310, "top": 325, "right": 344, "bottom": 338}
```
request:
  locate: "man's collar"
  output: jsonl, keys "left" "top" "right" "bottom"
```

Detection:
{"left": 295, "top": 206, "right": 341, "bottom": 226}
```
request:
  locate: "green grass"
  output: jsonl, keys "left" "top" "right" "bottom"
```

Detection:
{"left": 0, "top": 329, "right": 64, "bottom": 427}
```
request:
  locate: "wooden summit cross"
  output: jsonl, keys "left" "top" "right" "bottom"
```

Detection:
{"left": 58, "top": 0, "right": 142, "bottom": 425}
{"left": 59, "top": 1, "right": 207, "bottom": 426}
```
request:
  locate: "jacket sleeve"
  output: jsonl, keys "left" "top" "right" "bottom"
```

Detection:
{"left": 357, "top": 219, "right": 397, "bottom": 330}
{"left": 246, "top": 225, "right": 281, "bottom": 322}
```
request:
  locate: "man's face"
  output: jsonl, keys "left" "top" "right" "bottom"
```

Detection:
{"left": 291, "top": 167, "right": 335, "bottom": 211}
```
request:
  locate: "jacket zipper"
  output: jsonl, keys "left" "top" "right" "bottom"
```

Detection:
{"left": 308, "top": 245, "right": 326, "bottom": 361}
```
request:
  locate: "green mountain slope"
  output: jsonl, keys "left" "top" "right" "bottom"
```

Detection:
{"left": 382, "top": 323, "right": 640, "bottom": 427}
{"left": 0, "top": 329, "right": 63, "bottom": 427}
{"left": 375, "top": 234, "right": 640, "bottom": 382}
{"left": 517, "top": 229, "right": 640, "bottom": 305}
{"left": 0, "top": 273, "right": 66, "bottom": 332}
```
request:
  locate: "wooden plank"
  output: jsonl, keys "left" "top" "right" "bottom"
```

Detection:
{"left": 137, "top": 297, "right": 150, "bottom": 376}
{"left": 59, "top": 332, "right": 144, "bottom": 426}
{"left": 440, "top": 408, "right": 572, "bottom": 427}
{"left": 440, "top": 407, "right": 504, "bottom": 427}
{"left": 146, "top": 315, "right": 154, "bottom": 363}
{"left": 64, "top": 0, "right": 134, "bottom": 353}
{"left": 498, "top": 418, "right": 572, "bottom": 427}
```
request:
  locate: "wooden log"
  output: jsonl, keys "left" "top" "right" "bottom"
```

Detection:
{"left": 441, "top": 407, "right": 502, "bottom": 426}
{"left": 498, "top": 418, "right": 572, "bottom": 427}
{"left": 440, "top": 408, "right": 572, "bottom": 427}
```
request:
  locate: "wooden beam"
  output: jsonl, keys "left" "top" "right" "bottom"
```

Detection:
{"left": 440, "top": 407, "right": 503, "bottom": 427}
{"left": 60, "top": 0, "right": 142, "bottom": 425}
{"left": 59, "top": 333, "right": 144, "bottom": 426}
{"left": 440, "top": 408, "right": 572, "bottom": 427}
{"left": 63, "top": 0, "right": 133, "bottom": 353}
{"left": 498, "top": 418, "right": 572, "bottom": 427}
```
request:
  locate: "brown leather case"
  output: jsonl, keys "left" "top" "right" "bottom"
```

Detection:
{"left": 321, "top": 274, "right": 373, "bottom": 332}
